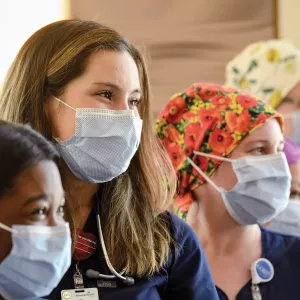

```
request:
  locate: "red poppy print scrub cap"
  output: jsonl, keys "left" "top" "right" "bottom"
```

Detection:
{"left": 155, "top": 83, "right": 283, "bottom": 221}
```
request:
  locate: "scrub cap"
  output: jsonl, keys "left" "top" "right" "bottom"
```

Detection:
{"left": 155, "top": 83, "right": 283, "bottom": 220}
{"left": 225, "top": 40, "right": 300, "bottom": 108}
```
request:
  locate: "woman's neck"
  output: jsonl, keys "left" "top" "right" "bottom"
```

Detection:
{"left": 189, "top": 188, "right": 263, "bottom": 299}
{"left": 60, "top": 164, "right": 99, "bottom": 229}
{"left": 187, "top": 193, "right": 262, "bottom": 258}
{"left": 60, "top": 163, "right": 99, "bottom": 208}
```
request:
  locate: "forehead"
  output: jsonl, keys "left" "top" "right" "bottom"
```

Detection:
{"left": 81, "top": 50, "right": 141, "bottom": 91}
{"left": 240, "top": 119, "right": 283, "bottom": 145}
{"left": 2, "top": 161, "right": 63, "bottom": 205}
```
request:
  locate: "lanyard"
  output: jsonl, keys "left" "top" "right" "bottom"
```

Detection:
{"left": 250, "top": 258, "right": 274, "bottom": 300}
{"left": 72, "top": 229, "right": 98, "bottom": 289}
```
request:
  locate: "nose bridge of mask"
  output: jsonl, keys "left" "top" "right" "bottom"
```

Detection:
{"left": 0, "top": 221, "right": 71, "bottom": 235}
{"left": 188, "top": 151, "right": 263, "bottom": 193}
{"left": 54, "top": 96, "right": 76, "bottom": 111}
{"left": 190, "top": 151, "right": 290, "bottom": 190}
{"left": 230, "top": 152, "right": 290, "bottom": 181}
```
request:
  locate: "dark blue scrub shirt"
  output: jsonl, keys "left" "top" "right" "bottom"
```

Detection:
{"left": 217, "top": 226, "right": 300, "bottom": 300}
{"left": 45, "top": 192, "right": 218, "bottom": 300}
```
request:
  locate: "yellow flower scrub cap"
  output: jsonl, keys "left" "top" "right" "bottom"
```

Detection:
{"left": 225, "top": 40, "right": 300, "bottom": 108}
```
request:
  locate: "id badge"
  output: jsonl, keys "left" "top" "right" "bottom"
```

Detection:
{"left": 61, "top": 288, "right": 99, "bottom": 300}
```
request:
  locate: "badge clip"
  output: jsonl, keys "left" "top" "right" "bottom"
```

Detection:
{"left": 251, "top": 258, "right": 274, "bottom": 284}
{"left": 73, "top": 262, "right": 84, "bottom": 289}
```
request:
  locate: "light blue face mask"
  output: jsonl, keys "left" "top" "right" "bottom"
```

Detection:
{"left": 268, "top": 199, "right": 300, "bottom": 237}
{"left": 187, "top": 152, "right": 291, "bottom": 225}
{"left": 53, "top": 97, "right": 143, "bottom": 183}
{"left": 0, "top": 223, "right": 71, "bottom": 300}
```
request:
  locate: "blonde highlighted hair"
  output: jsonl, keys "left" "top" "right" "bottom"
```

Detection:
{"left": 0, "top": 20, "right": 176, "bottom": 276}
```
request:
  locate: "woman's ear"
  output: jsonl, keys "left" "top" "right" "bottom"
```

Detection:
{"left": 186, "top": 196, "right": 200, "bottom": 226}
{"left": 43, "top": 96, "right": 60, "bottom": 138}
{"left": 44, "top": 96, "right": 57, "bottom": 119}
{"left": 186, "top": 200, "right": 202, "bottom": 238}
{"left": 167, "top": 202, "right": 175, "bottom": 213}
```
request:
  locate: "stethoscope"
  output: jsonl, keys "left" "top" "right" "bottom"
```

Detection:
{"left": 85, "top": 197, "right": 135, "bottom": 286}
{"left": 85, "top": 197, "right": 275, "bottom": 295}
{"left": 250, "top": 258, "right": 274, "bottom": 300}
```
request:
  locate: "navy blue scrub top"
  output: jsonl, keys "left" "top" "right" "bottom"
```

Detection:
{"left": 217, "top": 226, "right": 300, "bottom": 299}
{"left": 45, "top": 204, "right": 218, "bottom": 299}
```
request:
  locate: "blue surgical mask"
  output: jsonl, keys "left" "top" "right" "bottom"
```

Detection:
{"left": 187, "top": 152, "right": 291, "bottom": 225}
{"left": 0, "top": 222, "right": 71, "bottom": 300}
{"left": 53, "top": 97, "right": 143, "bottom": 183}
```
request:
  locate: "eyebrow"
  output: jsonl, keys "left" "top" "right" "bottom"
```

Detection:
{"left": 91, "top": 82, "right": 141, "bottom": 94}
{"left": 245, "top": 139, "right": 284, "bottom": 147}
{"left": 24, "top": 194, "right": 49, "bottom": 206}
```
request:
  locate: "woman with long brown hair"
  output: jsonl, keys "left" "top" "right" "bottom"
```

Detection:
{"left": 0, "top": 20, "right": 218, "bottom": 299}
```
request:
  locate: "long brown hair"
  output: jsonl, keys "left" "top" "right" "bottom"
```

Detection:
{"left": 0, "top": 20, "right": 176, "bottom": 276}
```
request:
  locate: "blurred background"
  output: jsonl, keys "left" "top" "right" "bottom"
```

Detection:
{"left": 0, "top": 0, "right": 298, "bottom": 116}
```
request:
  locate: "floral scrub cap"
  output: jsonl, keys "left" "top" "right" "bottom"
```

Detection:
{"left": 155, "top": 83, "right": 282, "bottom": 220}
{"left": 225, "top": 40, "right": 300, "bottom": 109}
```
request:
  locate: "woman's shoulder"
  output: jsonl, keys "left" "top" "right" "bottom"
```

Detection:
{"left": 161, "top": 210, "right": 206, "bottom": 273}
{"left": 163, "top": 210, "right": 200, "bottom": 248}
{"left": 261, "top": 227, "right": 300, "bottom": 295}
{"left": 262, "top": 226, "right": 300, "bottom": 248}
{"left": 262, "top": 226, "right": 300, "bottom": 266}
{"left": 160, "top": 211, "right": 219, "bottom": 299}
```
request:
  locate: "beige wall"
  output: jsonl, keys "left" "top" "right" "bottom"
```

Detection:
{"left": 70, "top": 0, "right": 275, "bottom": 116}
{"left": 277, "top": 0, "right": 300, "bottom": 44}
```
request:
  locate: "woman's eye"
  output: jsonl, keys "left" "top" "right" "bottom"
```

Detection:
{"left": 97, "top": 91, "right": 113, "bottom": 100}
{"left": 290, "top": 190, "right": 300, "bottom": 198}
{"left": 57, "top": 205, "right": 65, "bottom": 216}
{"left": 130, "top": 99, "right": 141, "bottom": 107}
{"left": 31, "top": 207, "right": 48, "bottom": 216}
{"left": 250, "top": 147, "right": 264, "bottom": 154}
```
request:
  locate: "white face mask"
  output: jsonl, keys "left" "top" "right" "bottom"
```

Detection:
{"left": 187, "top": 152, "right": 291, "bottom": 225}
{"left": 53, "top": 97, "right": 143, "bottom": 183}
{"left": 268, "top": 199, "right": 300, "bottom": 236}
{"left": 0, "top": 222, "right": 71, "bottom": 300}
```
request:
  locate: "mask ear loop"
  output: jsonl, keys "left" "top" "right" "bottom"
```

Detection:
{"left": 53, "top": 96, "right": 76, "bottom": 111}
{"left": 0, "top": 222, "right": 17, "bottom": 233}
{"left": 187, "top": 152, "right": 234, "bottom": 193}
{"left": 193, "top": 151, "right": 233, "bottom": 162}
{"left": 186, "top": 157, "right": 222, "bottom": 193}
{"left": 52, "top": 96, "right": 77, "bottom": 141}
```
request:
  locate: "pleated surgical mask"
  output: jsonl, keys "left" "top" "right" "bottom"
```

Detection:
{"left": 0, "top": 222, "right": 71, "bottom": 300}
{"left": 187, "top": 152, "right": 291, "bottom": 225}
{"left": 53, "top": 97, "right": 143, "bottom": 183}
{"left": 267, "top": 199, "right": 300, "bottom": 237}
